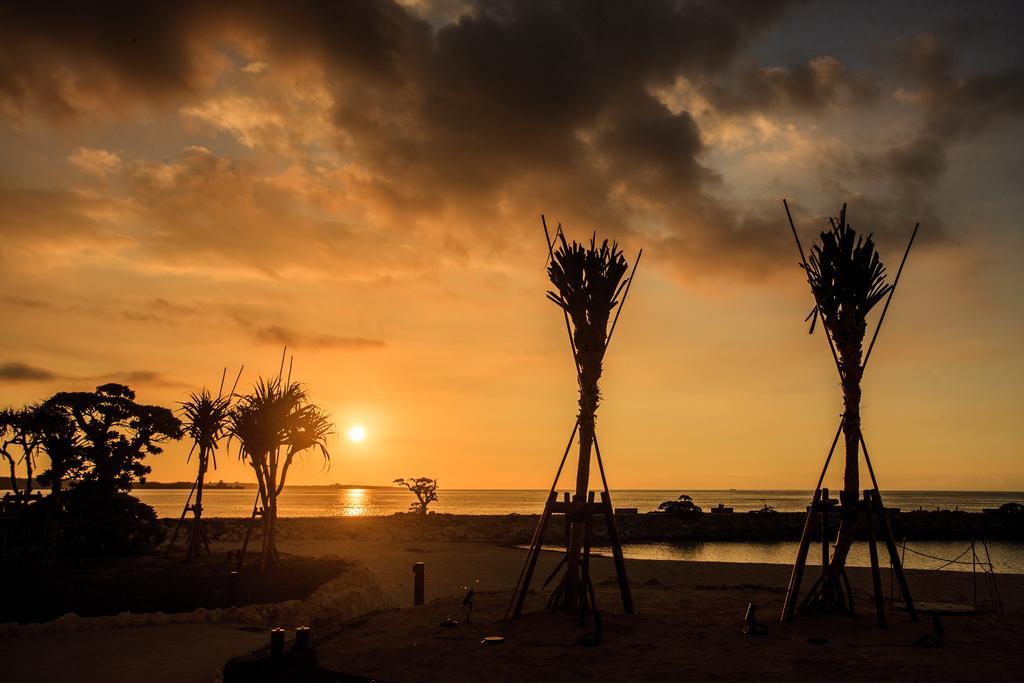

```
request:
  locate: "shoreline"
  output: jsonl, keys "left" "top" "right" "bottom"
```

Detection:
{"left": 163, "top": 510, "right": 1024, "bottom": 544}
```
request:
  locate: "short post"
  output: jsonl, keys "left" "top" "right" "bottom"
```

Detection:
{"left": 227, "top": 570, "right": 239, "bottom": 607}
{"left": 413, "top": 562, "right": 425, "bottom": 605}
{"left": 270, "top": 628, "right": 285, "bottom": 658}
{"left": 820, "top": 488, "right": 830, "bottom": 575}
{"left": 294, "top": 626, "right": 310, "bottom": 652}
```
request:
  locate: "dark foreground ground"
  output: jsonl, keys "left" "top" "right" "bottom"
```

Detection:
{"left": 0, "top": 552, "right": 350, "bottom": 624}
{"left": 307, "top": 579, "right": 1023, "bottom": 683}
{"left": 1, "top": 530, "right": 1021, "bottom": 682}
{"left": 228, "top": 543, "right": 1023, "bottom": 682}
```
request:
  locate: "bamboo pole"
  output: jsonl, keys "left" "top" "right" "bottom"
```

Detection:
{"left": 166, "top": 474, "right": 199, "bottom": 555}
{"left": 601, "top": 490, "right": 634, "bottom": 614}
{"left": 815, "top": 419, "right": 845, "bottom": 491}
{"left": 862, "top": 223, "right": 920, "bottom": 370}
{"left": 782, "top": 488, "right": 820, "bottom": 621}
{"left": 869, "top": 489, "right": 916, "bottom": 621}
{"left": 865, "top": 498, "right": 886, "bottom": 628}
{"left": 605, "top": 249, "right": 643, "bottom": 351}
{"left": 511, "top": 491, "right": 557, "bottom": 619}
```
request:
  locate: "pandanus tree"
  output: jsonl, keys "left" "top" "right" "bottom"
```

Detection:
{"left": 546, "top": 233, "right": 630, "bottom": 607}
{"left": 229, "top": 376, "right": 332, "bottom": 571}
{"left": 178, "top": 387, "right": 233, "bottom": 559}
{"left": 804, "top": 207, "right": 892, "bottom": 571}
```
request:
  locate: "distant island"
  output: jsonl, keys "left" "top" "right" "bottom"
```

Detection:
{"left": 136, "top": 480, "right": 246, "bottom": 490}
{"left": 3, "top": 477, "right": 397, "bottom": 491}
{"left": 131, "top": 481, "right": 393, "bottom": 490}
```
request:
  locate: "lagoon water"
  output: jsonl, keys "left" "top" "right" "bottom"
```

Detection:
{"left": 135, "top": 487, "right": 1024, "bottom": 574}
{"left": 134, "top": 487, "right": 1023, "bottom": 519}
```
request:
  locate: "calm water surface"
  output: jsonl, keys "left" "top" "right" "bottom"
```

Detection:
{"left": 134, "top": 487, "right": 1023, "bottom": 518}
{"left": 134, "top": 488, "right": 1024, "bottom": 574}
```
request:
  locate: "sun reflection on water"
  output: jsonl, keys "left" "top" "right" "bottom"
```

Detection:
{"left": 337, "top": 488, "right": 370, "bottom": 517}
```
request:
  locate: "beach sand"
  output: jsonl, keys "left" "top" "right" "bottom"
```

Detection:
{"left": 1, "top": 535, "right": 1021, "bottom": 681}
{"left": 274, "top": 536, "right": 1024, "bottom": 682}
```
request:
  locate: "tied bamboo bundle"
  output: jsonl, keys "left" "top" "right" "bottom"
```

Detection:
{"left": 545, "top": 231, "right": 630, "bottom": 610}
{"left": 803, "top": 206, "right": 891, "bottom": 597}
{"left": 507, "top": 219, "right": 639, "bottom": 620}
{"left": 546, "top": 233, "right": 630, "bottom": 501}
{"left": 781, "top": 199, "right": 919, "bottom": 624}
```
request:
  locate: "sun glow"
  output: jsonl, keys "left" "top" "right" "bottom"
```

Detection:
{"left": 347, "top": 425, "right": 367, "bottom": 442}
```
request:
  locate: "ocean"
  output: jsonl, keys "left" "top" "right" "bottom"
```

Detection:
{"left": 135, "top": 487, "right": 1024, "bottom": 574}
{"left": 134, "top": 487, "right": 1023, "bottom": 519}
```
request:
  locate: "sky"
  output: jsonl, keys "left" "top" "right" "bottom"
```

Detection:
{"left": 0, "top": 0, "right": 1022, "bottom": 490}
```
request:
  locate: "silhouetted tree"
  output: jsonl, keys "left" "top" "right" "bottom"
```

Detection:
{"left": 33, "top": 401, "right": 86, "bottom": 505}
{"left": 0, "top": 407, "right": 38, "bottom": 502}
{"left": 804, "top": 208, "right": 892, "bottom": 574}
{"left": 43, "top": 384, "right": 182, "bottom": 495}
{"left": 230, "top": 376, "right": 332, "bottom": 571}
{"left": 179, "top": 387, "right": 233, "bottom": 559}
{"left": 394, "top": 477, "right": 438, "bottom": 514}
{"left": 33, "top": 384, "right": 181, "bottom": 555}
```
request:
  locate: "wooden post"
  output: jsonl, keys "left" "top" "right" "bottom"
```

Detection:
{"left": 579, "top": 491, "right": 596, "bottom": 626}
{"left": 166, "top": 475, "right": 199, "bottom": 555}
{"left": 563, "top": 491, "right": 572, "bottom": 555}
{"left": 601, "top": 491, "right": 634, "bottom": 614}
{"left": 781, "top": 489, "right": 820, "bottom": 621}
{"left": 413, "top": 562, "right": 425, "bottom": 606}
{"left": 512, "top": 492, "right": 557, "bottom": 618}
{"left": 821, "top": 488, "right": 830, "bottom": 576}
{"left": 227, "top": 570, "right": 239, "bottom": 607}
{"left": 237, "top": 491, "right": 261, "bottom": 568}
{"left": 270, "top": 628, "right": 285, "bottom": 658}
{"left": 294, "top": 626, "right": 310, "bottom": 652}
{"left": 869, "top": 489, "right": 916, "bottom": 621}
{"left": 865, "top": 492, "right": 886, "bottom": 628}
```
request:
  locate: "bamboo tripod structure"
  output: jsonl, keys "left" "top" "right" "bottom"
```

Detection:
{"left": 780, "top": 200, "right": 919, "bottom": 627}
{"left": 507, "top": 220, "right": 639, "bottom": 622}
{"left": 166, "top": 470, "right": 211, "bottom": 559}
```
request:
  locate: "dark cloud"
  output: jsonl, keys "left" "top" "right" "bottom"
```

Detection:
{"left": 0, "top": 1, "right": 795, "bottom": 278}
{"left": 0, "top": 2, "right": 203, "bottom": 120}
{"left": 1, "top": 295, "right": 52, "bottom": 310}
{"left": 0, "top": 361, "right": 58, "bottom": 382}
{"left": 252, "top": 324, "right": 386, "bottom": 351}
{"left": 99, "top": 370, "right": 191, "bottom": 388}
{"left": 705, "top": 56, "right": 879, "bottom": 115}
{"left": 885, "top": 34, "right": 1024, "bottom": 187}
{"left": 121, "top": 297, "right": 200, "bottom": 324}
{"left": 6, "top": 2, "right": 1017, "bottom": 283}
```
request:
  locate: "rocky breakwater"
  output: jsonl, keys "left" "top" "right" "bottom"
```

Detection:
{"left": 165, "top": 508, "right": 1024, "bottom": 548}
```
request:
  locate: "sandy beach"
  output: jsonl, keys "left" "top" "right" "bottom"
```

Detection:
{"left": 2, "top": 527, "right": 1021, "bottom": 682}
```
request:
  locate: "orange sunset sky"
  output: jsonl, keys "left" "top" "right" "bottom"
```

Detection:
{"left": 1, "top": 1, "right": 1021, "bottom": 490}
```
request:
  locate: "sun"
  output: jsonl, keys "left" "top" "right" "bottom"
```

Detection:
{"left": 347, "top": 425, "right": 367, "bottom": 443}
